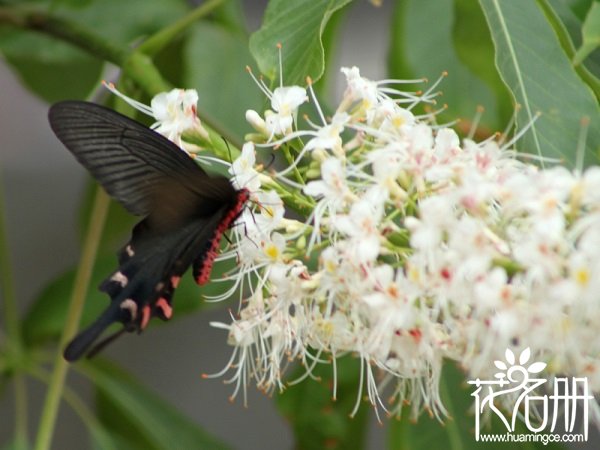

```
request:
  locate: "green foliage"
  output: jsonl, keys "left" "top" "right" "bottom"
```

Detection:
{"left": 541, "top": 0, "right": 600, "bottom": 93}
{"left": 480, "top": 0, "right": 600, "bottom": 167}
{"left": 0, "top": 0, "right": 597, "bottom": 449}
{"left": 54, "top": 0, "right": 189, "bottom": 48}
{"left": 184, "top": 22, "right": 263, "bottom": 144}
{"left": 276, "top": 356, "right": 369, "bottom": 450}
{"left": 249, "top": 0, "right": 353, "bottom": 86}
{"left": 0, "top": 30, "right": 103, "bottom": 103}
{"left": 573, "top": 1, "right": 600, "bottom": 66}
{"left": 389, "top": 0, "right": 504, "bottom": 132}
{"left": 0, "top": 0, "right": 188, "bottom": 102}
{"left": 84, "top": 359, "right": 230, "bottom": 450}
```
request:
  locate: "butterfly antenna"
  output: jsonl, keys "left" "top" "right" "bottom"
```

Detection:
{"left": 243, "top": 219, "right": 260, "bottom": 249}
{"left": 265, "top": 153, "right": 276, "bottom": 171}
{"left": 221, "top": 137, "right": 244, "bottom": 190}
{"left": 221, "top": 137, "right": 234, "bottom": 163}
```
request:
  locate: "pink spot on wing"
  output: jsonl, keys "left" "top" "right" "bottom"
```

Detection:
{"left": 156, "top": 297, "right": 173, "bottom": 319}
{"left": 171, "top": 276, "right": 181, "bottom": 288}
{"left": 140, "top": 305, "right": 151, "bottom": 330}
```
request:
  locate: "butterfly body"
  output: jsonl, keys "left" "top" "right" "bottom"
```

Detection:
{"left": 48, "top": 101, "right": 248, "bottom": 361}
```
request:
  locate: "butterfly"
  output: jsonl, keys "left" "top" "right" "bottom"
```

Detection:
{"left": 48, "top": 101, "right": 249, "bottom": 361}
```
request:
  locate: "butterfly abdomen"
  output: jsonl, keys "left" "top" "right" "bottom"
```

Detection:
{"left": 194, "top": 188, "right": 250, "bottom": 285}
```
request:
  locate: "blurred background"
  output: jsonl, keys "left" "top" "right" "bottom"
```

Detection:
{"left": 0, "top": 1, "right": 391, "bottom": 448}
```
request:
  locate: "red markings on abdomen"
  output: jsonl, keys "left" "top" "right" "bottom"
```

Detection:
{"left": 195, "top": 189, "right": 250, "bottom": 285}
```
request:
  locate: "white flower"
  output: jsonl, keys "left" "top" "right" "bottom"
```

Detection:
{"left": 230, "top": 142, "right": 260, "bottom": 191}
{"left": 261, "top": 86, "right": 308, "bottom": 139}
{"left": 304, "top": 158, "right": 351, "bottom": 206}
{"left": 406, "top": 196, "right": 456, "bottom": 252}
{"left": 271, "top": 86, "right": 307, "bottom": 118}
{"left": 340, "top": 66, "right": 379, "bottom": 107}
{"left": 246, "top": 71, "right": 307, "bottom": 140}
{"left": 103, "top": 82, "right": 207, "bottom": 152}
{"left": 254, "top": 190, "right": 285, "bottom": 232}
{"left": 334, "top": 189, "right": 386, "bottom": 263}
{"left": 304, "top": 112, "right": 349, "bottom": 154}
{"left": 150, "top": 89, "right": 201, "bottom": 142}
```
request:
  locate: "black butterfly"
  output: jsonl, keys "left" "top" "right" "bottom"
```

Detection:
{"left": 49, "top": 101, "right": 249, "bottom": 361}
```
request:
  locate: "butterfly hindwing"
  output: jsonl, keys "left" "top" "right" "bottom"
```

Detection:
{"left": 64, "top": 212, "right": 227, "bottom": 361}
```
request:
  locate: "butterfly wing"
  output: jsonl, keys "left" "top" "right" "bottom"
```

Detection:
{"left": 48, "top": 101, "right": 237, "bottom": 221}
{"left": 50, "top": 101, "right": 245, "bottom": 360}
{"left": 63, "top": 210, "right": 229, "bottom": 361}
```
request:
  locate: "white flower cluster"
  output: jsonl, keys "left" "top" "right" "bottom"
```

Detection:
{"left": 209, "top": 66, "right": 600, "bottom": 420}
{"left": 108, "top": 68, "right": 600, "bottom": 422}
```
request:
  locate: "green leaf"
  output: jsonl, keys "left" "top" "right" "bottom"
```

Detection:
{"left": 88, "top": 425, "right": 120, "bottom": 450}
{"left": 154, "top": 34, "right": 188, "bottom": 88}
{"left": 83, "top": 359, "right": 230, "bottom": 450}
{"left": 249, "top": 0, "right": 354, "bottom": 86}
{"left": 0, "top": 30, "right": 103, "bottom": 103}
{"left": 58, "top": 0, "right": 189, "bottom": 48}
{"left": 540, "top": 0, "right": 600, "bottom": 97}
{"left": 479, "top": 0, "right": 600, "bottom": 167}
{"left": 312, "top": 5, "right": 347, "bottom": 101}
{"left": 546, "top": 0, "right": 586, "bottom": 48}
{"left": 52, "top": 0, "right": 94, "bottom": 8}
{"left": 184, "top": 22, "right": 263, "bottom": 144}
{"left": 276, "top": 355, "right": 369, "bottom": 450}
{"left": 388, "top": 362, "right": 567, "bottom": 450}
{"left": 0, "top": 436, "right": 29, "bottom": 450}
{"left": 573, "top": 2, "right": 600, "bottom": 66}
{"left": 453, "top": 0, "right": 513, "bottom": 127}
{"left": 389, "top": 0, "right": 504, "bottom": 133}
{"left": 208, "top": 0, "right": 248, "bottom": 36}
{"left": 565, "top": 0, "right": 596, "bottom": 21}
{"left": 0, "top": 0, "right": 189, "bottom": 102}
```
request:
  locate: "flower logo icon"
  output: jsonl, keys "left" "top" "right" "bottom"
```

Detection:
{"left": 493, "top": 348, "right": 547, "bottom": 385}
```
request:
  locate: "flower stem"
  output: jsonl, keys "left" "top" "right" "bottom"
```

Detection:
{"left": 0, "top": 168, "right": 28, "bottom": 444}
{"left": 280, "top": 144, "right": 306, "bottom": 186}
{"left": 28, "top": 366, "right": 117, "bottom": 450}
{"left": 33, "top": 188, "right": 110, "bottom": 450}
{"left": 138, "top": 0, "right": 225, "bottom": 57}
{"left": 0, "top": 165, "right": 21, "bottom": 354}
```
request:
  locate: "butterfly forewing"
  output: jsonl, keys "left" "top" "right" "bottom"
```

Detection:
{"left": 48, "top": 101, "right": 209, "bottom": 217}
